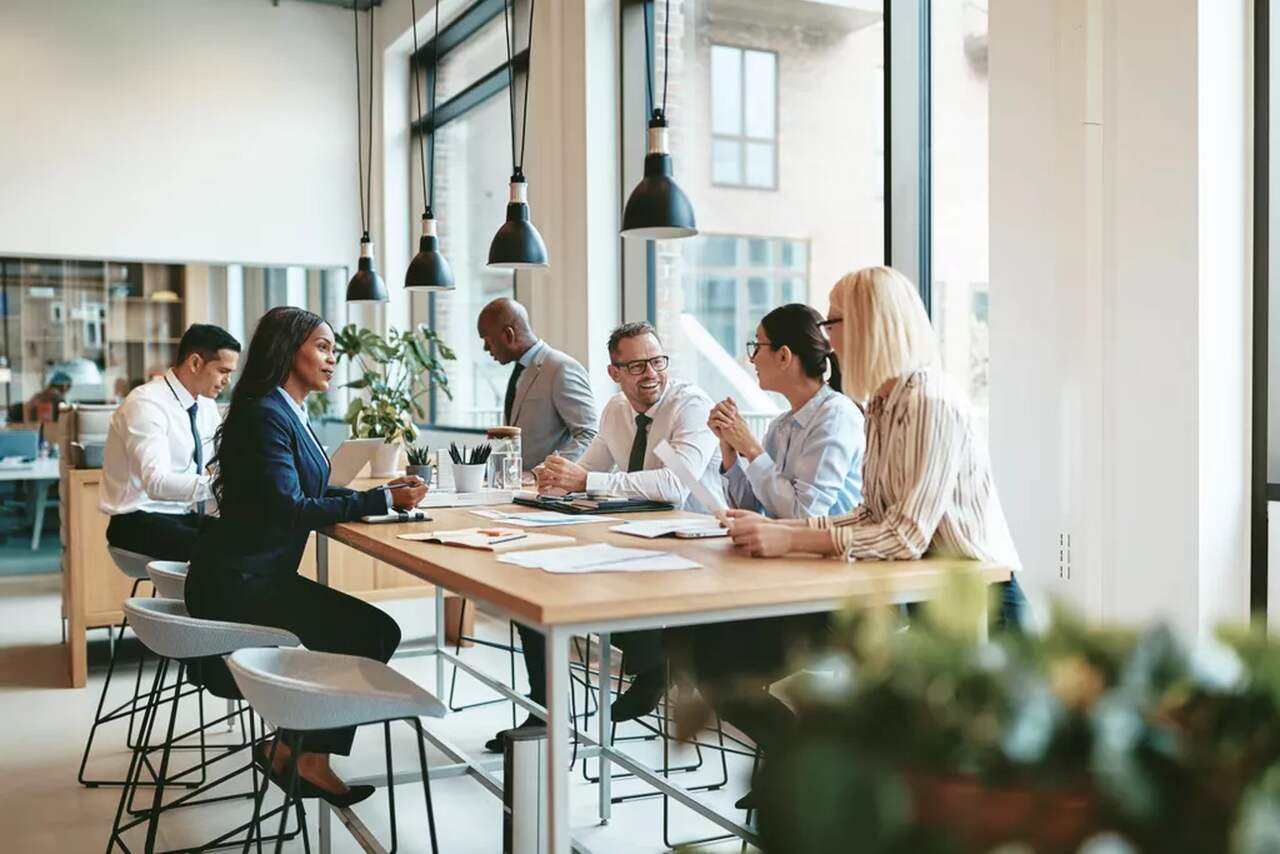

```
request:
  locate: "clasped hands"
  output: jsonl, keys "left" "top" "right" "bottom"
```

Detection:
{"left": 532, "top": 453, "right": 589, "bottom": 495}
{"left": 708, "top": 398, "right": 764, "bottom": 470}
{"left": 717, "top": 508, "right": 796, "bottom": 557}
{"left": 386, "top": 475, "right": 428, "bottom": 510}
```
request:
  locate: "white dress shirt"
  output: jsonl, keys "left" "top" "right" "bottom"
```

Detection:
{"left": 722, "top": 383, "right": 864, "bottom": 519}
{"left": 579, "top": 379, "right": 724, "bottom": 512}
{"left": 99, "top": 369, "right": 220, "bottom": 516}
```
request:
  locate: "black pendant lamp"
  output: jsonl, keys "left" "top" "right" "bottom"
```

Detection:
{"left": 488, "top": 0, "right": 548, "bottom": 269}
{"left": 621, "top": 0, "right": 696, "bottom": 240}
{"left": 347, "top": 1, "right": 388, "bottom": 303}
{"left": 405, "top": 0, "right": 454, "bottom": 291}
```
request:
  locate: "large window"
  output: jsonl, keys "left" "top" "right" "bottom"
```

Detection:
{"left": 710, "top": 45, "right": 778, "bottom": 189}
{"left": 630, "top": 0, "right": 885, "bottom": 426}
{"left": 409, "top": 1, "right": 528, "bottom": 428}
{"left": 930, "top": 0, "right": 990, "bottom": 441}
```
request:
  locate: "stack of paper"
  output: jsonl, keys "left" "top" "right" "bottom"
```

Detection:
{"left": 471, "top": 509, "right": 617, "bottom": 528}
{"left": 497, "top": 543, "right": 700, "bottom": 573}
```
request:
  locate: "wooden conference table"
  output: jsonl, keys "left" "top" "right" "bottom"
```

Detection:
{"left": 315, "top": 501, "right": 1011, "bottom": 853}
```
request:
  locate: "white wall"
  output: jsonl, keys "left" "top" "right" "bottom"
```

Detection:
{"left": 990, "top": 0, "right": 1251, "bottom": 635}
{"left": 0, "top": 0, "right": 360, "bottom": 268}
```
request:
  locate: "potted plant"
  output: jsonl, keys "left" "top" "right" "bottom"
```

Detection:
{"left": 334, "top": 323, "right": 454, "bottom": 476}
{"left": 405, "top": 444, "right": 433, "bottom": 484}
{"left": 742, "top": 572, "right": 1280, "bottom": 854}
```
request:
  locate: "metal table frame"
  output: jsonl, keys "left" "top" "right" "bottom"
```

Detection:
{"left": 311, "top": 532, "right": 991, "bottom": 854}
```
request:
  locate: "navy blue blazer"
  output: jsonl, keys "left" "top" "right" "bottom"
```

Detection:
{"left": 190, "top": 391, "right": 386, "bottom": 583}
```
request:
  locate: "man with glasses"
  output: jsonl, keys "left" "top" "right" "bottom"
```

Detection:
{"left": 484, "top": 322, "right": 721, "bottom": 750}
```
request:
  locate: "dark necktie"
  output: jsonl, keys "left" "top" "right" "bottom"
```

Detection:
{"left": 188, "top": 402, "right": 205, "bottom": 515}
{"left": 503, "top": 362, "right": 525, "bottom": 424}
{"left": 627, "top": 413, "right": 652, "bottom": 473}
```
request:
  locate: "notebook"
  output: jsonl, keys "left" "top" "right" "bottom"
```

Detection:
{"left": 512, "top": 494, "right": 674, "bottom": 515}
{"left": 396, "top": 527, "right": 575, "bottom": 552}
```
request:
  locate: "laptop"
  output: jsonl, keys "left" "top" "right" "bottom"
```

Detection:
{"left": 327, "top": 438, "right": 388, "bottom": 487}
{"left": 512, "top": 493, "right": 675, "bottom": 515}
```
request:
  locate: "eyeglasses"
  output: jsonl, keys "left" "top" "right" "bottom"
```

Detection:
{"left": 818, "top": 318, "right": 843, "bottom": 329}
{"left": 611, "top": 355, "right": 670, "bottom": 375}
{"left": 745, "top": 341, "right": 776, "bottom": 359}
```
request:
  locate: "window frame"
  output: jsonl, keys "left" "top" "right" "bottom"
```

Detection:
{"left": 408, "top": 0, "right": 528, "bottom": 429}
{"left": 708, "top": 42, "right": 781, "bottom": 191}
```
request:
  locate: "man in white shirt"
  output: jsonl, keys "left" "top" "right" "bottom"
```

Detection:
{"left": 491, "top": 323, "right": 718, "bottom": 740}
{"left": 101, "top": 324, "right": 240, "bottom": 560}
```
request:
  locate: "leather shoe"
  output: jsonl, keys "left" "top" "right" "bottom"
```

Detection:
{"left": 253, "top": 743, "right": 375, "bottom": 808}
{"left": 484, "top": 714, "right": 543, "bottom": 753}
{"left": 609, "top": 669, "right": 668, "bottom": 722}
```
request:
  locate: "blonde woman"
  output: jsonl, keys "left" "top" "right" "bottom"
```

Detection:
{"left": 688, "top": 266, "right": 1024, "bottom": 808}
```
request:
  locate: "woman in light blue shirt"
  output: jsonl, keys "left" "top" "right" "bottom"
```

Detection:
{"left": 709, "top": 303, "right": 864, "bottom": 520}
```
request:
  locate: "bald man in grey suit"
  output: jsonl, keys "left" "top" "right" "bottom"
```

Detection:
{"left": 478, "top": 298, "right": 598, "bottom": 468}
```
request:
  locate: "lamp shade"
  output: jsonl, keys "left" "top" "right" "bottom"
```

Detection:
{"left": 487, "top": 178, "right": 548, "bottom": 269}
{"left": 621, "top": 120, "right": 697, "bottom": 240}
{"left": 50, "top": 357, "right": 102, "bottom": 387}
{"left": 346, "top": 238, "right": 388, "bottom": 303}
{"left": 405, "top": 217, "right": 455, "bottom": 291}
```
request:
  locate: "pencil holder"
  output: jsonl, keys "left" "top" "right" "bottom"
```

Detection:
{"left": 452, "top": 462, "right": 485, "bottom": 493}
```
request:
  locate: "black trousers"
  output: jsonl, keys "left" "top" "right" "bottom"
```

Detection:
{"left": 668, "top": 613, "right": 831, "bottom": 757}
{"left": 185, "top": 568, "right": 402, "bottom": 755}
{"left": 515, "top": 624, "right": 664, "bottom": 706}
{"left": 106, "top": 511, "right": 204, "bottom": 561}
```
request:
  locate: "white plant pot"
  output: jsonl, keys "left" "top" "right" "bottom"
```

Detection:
{"left": 452, "top": 462, "right": 485, "bottom": 494}
{"left": 371, "top": 440, "right": 402, "bottom": 477}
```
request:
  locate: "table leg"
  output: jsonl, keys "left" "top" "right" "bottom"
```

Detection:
{"left": 545, "top": 627, "right": 570, "bottom": 853}
{"left": 597, "top": 631, "right": 611, "bottom": 824}
{"left": 316, "top": 534, "right": 332, "bottom": 854}
{"left": 30, "top": 478, "right": 50, "bottom": 550}
{"left": 435, "top": 584, "right": 445, "bottom": 697}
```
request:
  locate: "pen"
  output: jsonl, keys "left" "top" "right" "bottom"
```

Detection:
{"left": 488, "top": 533, "right": 527, "bottom": 545}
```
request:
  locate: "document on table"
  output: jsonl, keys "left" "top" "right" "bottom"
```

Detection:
{"left": 470, "top": 509, "right": 617, "bottom": 527}
{"left": 652, "top": 440, "right": 728, "bottom": 513}
{"left": 417, "top": 489, "right": 516, "bottom": 509}
{"left": 496, "top": 543, "right": 701, "bottom": 573}
{"left": 611, "top": 517, "right": 724, "bottom": 539}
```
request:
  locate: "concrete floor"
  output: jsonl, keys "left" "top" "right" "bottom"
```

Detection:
{"left": 0, "top": 574, "right": 760, "bottom": 853}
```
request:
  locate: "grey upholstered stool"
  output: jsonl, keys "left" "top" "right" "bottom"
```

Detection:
{"left": 77, "top": 547, "right": 163, "bottom": 788}
{"left": 106, "top": 598, "right": 301, "bottom": 854}
{"left": 145, "top": 561, "right": 189, "bottom": 601}
{"left": 229, "top": 647, "right": 448, "bottom": 852}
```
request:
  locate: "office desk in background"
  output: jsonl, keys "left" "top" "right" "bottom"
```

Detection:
{"left": 318, "top": 499, "right": 1012, "bottom": 854}
{"left": 0, "top": 456, "right": 62, "bottom": 549}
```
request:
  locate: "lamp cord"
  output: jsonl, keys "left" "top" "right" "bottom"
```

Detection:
{"left": 410, "top": 0, "right": 440, "bottom": 217}
{"left": 502, "top": 0, "right": 537, "bottom": 175}
{"left": 366, "top": 2, "right": 375, "bottom": 238}
{"left": 642, "top": 0, "right": 653, "bottom": 117}
{"left": 354, "top": 1, "right": 366, "bottom": 236}
{"left": 661, "top": 0, "right": 670, "bottom": 117}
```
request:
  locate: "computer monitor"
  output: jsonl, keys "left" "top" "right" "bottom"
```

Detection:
{"left": 0, "top": 429, "right": 40, "bottom": 460}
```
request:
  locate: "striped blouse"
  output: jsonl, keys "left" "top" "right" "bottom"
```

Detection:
{"left": 808, "top": 368, "right": 1021, "bottom": 569}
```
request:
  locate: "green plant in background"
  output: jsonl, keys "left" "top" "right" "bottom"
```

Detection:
{"left": 334, "top": 323, "right": 454, "bottom": 445}
{"left": 305, "top": 392, "right": 331, "bottom": 421}
{"left": 750, "top": 571, "right": 1280, "bottom": 854}
{"left": 406, "top": 444, "right": 432, "bottom": 466}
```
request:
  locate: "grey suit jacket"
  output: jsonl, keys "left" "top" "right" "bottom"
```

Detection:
{"left": 509, "top": 343, "right": 599, "bottom": 468}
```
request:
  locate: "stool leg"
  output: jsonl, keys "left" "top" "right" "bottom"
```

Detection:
{"left": 243, "top": 727, "right": 281, "bottom": 854}
{"left": 413, "top": 719, "right": 439, "bottom": 854}
{"left": 384, "top": 722, "right": 398, "bottom": 854}
{"left": 144, "top": 661, "right": 186, "bottom": 853}
{"left": 273, "top": 733, "right": 303, "bottom": 854}
{"left": 79, "top": 578, "right": 144, "bottom": 786}
{"left": 105, "top": 657, "right": 166, "bottom": 852}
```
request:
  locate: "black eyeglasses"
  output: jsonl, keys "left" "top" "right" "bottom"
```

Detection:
{"left": 745, "top": 341, "right": 776, "bottom": 359}
{"left": 818, "top": 318, "right": 843, "bottom": 329}
{"left": 611, "top": 355, "right": 670, "bottom": 375}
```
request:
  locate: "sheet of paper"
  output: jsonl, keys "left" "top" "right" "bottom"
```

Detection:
{"left": 471, "top": 509, "right": 617, "bottom": 527}
{"left": 417, "top": 489, "right": 515, "bottom": 509}
{"left": 496, "top": 543, "right": 700, "bottom": 573}
{"left": 610, "top": 517, "right": 723, "bottom": 539}
{"left": 652, "top": 440, "right": 728, "bottom": 513}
